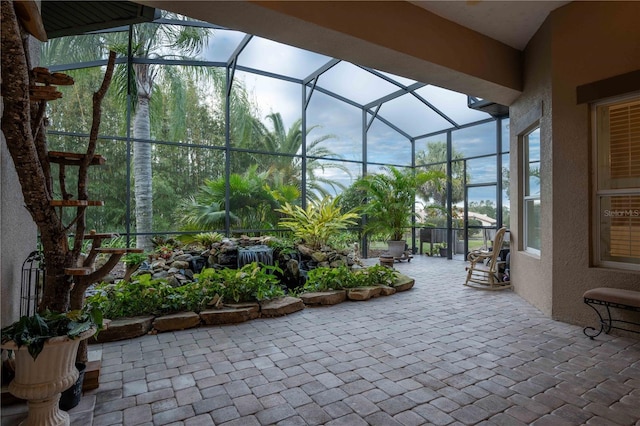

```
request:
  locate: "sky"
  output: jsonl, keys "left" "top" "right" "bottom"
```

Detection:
{"left": 203, "top": 28, "right": 508, "bottom": 205}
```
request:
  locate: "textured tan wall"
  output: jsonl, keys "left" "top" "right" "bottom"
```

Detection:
{"left": 511, "top": 1, "right": 640, "bottom": 325}
{"left": 509, "top": 20, "right": 554, "bottom": 316}
{"left": 1, "top": 35, "right": 38, "bottom": 328}
{"left": 549, "top": 1, "right": 640, "bottom": 325}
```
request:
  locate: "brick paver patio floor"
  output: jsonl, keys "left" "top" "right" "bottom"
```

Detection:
{"left": 3, "top": 255, "right": 640, "bottom": 425}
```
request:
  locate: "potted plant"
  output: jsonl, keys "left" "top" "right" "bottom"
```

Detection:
{"left": 1, "top": 3, "right": 126, "bottom": 422}
{"left": 355, "top": 166, "right": 444, "bottom": 258}
{"left": 1, "top": 308, "right": 102, "bottom": 423}
{"left": 435, "top": 242, "right": 449, "bottom": 257}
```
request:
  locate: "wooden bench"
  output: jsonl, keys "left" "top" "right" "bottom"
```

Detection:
{"left": 583, "top": 287, "right": 640, "bottom": 339}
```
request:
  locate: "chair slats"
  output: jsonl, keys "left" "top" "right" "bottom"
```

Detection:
{"left": 464, "top": 227, "right": 511, "bottom": 290}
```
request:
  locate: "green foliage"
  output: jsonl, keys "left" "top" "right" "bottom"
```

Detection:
{"left": 265, "top": 237, "right": 298, "bottom": 257}
{"left": 276, "top": 197, "right": 360, "bottom": 249}
{"left": 175, "top": 166, "right": 283, "bottom": 231}
{"left": 432, "top": 242, "right": 448, "bottom": 256}
{"left": 327, "top": 231, "right": 360, "bottom": 250}
{"left": 352, "top": 264, "right": 398, "bottom": 287}
{"left": 1, "top": 307, "right": 102, "bottom": 360}
{"left": 122, "top": 252, "right": 147, "bottom": 267}
{"left": 200, "top": 232, "right": 224, "bottom": 245}
{"left": 304, "top": 266, "right": 356, "bottom": 292}
{"left": 303, "top": 264, "right": 398, "bottom": 292}
{"left": 355, "top": 166, "right": 445, "bottom": 241}
{"left": 197, "top": 263, "right": 285, "bottom": 303}
{"left": 243, "top": 112, "right": 351, "bottom": 204}
{"left": 86, "top": 274, "right": 225, "bottom": 319}
{"left": 175, "top": 232, "right": 223, "bottom": 247}
{"left": 415, "top": 141, "right": 466, "bottom": 207}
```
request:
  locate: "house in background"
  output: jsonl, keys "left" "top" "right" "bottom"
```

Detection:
{"left": 2, "top": 1, "right": 638, "bottom": 328}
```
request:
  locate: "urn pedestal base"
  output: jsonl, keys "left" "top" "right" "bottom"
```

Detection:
{"left": 18, "top": 395, "right": 69, "bottom": 426}
{"left": 2, "top": 328, "right": 95, "bottom": 426}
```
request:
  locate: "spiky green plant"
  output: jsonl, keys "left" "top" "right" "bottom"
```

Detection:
{"left": 276, "top": 197, "right": 360, "bottom": 249}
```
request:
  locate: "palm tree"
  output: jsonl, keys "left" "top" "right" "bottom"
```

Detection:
{"left": 176, "top": 165, "right": 300, "bottom": 231}
{"left": 42, "top": 14, "right": 230, "bottom": 250}
{"left": 415, "top": 141, "right": 466, "bottom": 207}
{"left": 122, "top": 18, "right": 217, "bottom": 250}
{"left": 355, "top": 166, "right": 444, "bottom": 242}
{"left": 253, "top": 113, "right": 352, "bottom": 203}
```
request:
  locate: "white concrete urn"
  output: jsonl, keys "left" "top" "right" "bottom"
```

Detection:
{"left": 1, "top": 327, "right": 95, "bottom": 426}
{"left": 387, "top": 240, "right": 406, "bottom": 258}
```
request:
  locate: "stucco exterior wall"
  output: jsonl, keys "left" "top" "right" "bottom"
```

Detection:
{"left": 549, "top": 1, "right": 640, "bottom": 324}
{"left": 509, "top": 20, "right": 554, "bottom": 316}
{"left": 1, "top": 35, "right": 39, "bottom": 328}
{"left": 512, "top": 1, "right": 640, "bottom": 324}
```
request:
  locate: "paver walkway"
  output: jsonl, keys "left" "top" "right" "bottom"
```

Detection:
{"left": 3, "top": 255, "right": 640, "bottom": 425}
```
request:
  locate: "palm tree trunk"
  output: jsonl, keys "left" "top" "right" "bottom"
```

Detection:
{"left": 133, "top": 91, "right": 153, "bottom": 251}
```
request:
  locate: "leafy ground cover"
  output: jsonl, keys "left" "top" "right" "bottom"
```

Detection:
{"left": 86, "top": 263, "right": 399, "bottom": 320}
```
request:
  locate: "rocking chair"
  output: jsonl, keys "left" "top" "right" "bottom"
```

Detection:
{"left": 464, "top": 227, "right": 511, "bottom": 290}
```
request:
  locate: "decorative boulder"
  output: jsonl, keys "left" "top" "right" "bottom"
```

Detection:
{"left": 393, "top": 274, "right": 415, "bottom": 292}
{"left": 92, "top": 316, "right": 154, "bottom": 343}
{"left": 153, "top": 312, "right": 201, "bottom": 332}
{"left": 311, "top": 251, "right": 328, "bottom": 263}
{"left": 379, "top": 285, "right": 397, "bottom": 296}
{"left": 347, "top": 286, "right": 383, "bottom": 301}
{"left": 152, "top": 270, "right": 168, "bottom": 279}
{"left": 171, "top": 260, "right": 190, "bottom": 270}
{"left": 260, "top": 296, "right": 305, "bottom": 317}
{"left": 174, "top": 253, "right": 193, "bottom": 262}
{"left": 200, "top": 303, "right": 260, "bottom": 325}
{"left": 300, "top": 290, "right": 347, "bottom": 306}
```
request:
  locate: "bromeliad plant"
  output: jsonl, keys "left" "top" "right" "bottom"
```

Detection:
{"left": 276, "top": 196, "right": 360, "bottom": 249}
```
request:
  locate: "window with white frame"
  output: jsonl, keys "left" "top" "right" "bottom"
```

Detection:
{"left": 594, "top": 94, "right": 640, "bottom": 270}
{"left": 523, "top": 127, "right": 541, "bottom": 254}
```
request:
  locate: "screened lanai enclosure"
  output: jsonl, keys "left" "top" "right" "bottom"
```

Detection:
{"left": 43, "top": 11, "right": 510, "bottom": 257}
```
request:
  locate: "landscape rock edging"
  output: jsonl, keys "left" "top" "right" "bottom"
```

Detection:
{"left": 93, "top": 276, "right": 415, "bottom": 342}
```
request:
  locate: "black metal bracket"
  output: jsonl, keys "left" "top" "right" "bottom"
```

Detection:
{"left": 583, "top": 297, "right": 640, "bottom": 340}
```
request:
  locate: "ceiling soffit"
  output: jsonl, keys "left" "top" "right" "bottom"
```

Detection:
{"left": 42, "top": 1, "right": 157, "bottom": 39}
{"left": 136, "top": 0, "right": 523, "bottom": 105}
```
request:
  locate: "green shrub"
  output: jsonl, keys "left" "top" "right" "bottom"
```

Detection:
{"left": 304, "top": 265, "right": 355, "bottom": 292}
{"left": 327, "top": 230, "right": 360, "bottom": 250}
{"left": 266, "top": 236, "right": 298, "bottom": 257}
{"left": 86, "top": 274, "right": 225, "bottom": 319}
{"left": 122, "top": 252, "right": 147, "bottom": 267}
{"left": 175, "top": 232, "right": 225, "bottom": 247}
{"left": 303, "top": 264, "right": 398, "bottom": 292}
{"left": 276, "top": 197, "right": 360, "bottom": 249}
{"left": 196, "top": 262, "right": 285, "bottom": 303}
{"left": 352, "top": 264, "right": 398, "bottom": 287}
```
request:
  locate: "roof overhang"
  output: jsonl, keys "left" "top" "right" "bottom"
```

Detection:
{"left": 42, "top": 1, "right": 157, "bottom": 39}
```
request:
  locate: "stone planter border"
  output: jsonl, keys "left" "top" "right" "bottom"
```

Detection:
{"left": 92, "top": 275, "right": 415, "bottom": 342}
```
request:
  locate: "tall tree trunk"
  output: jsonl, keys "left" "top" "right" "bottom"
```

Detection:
{"left": 133, "top": 66, "right": 153, "bottom": 251}
{"left": 40, "top": 248, "right": 74, "bottom": 312}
